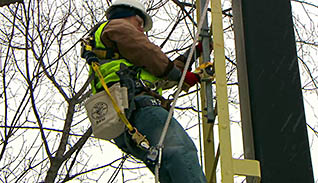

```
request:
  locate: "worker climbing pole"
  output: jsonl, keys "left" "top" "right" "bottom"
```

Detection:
{"left": 82, "top": 0, "right": 207, "bottom": 182}
{"left": 82, "top": 0, "right": 262, "bottom": 182}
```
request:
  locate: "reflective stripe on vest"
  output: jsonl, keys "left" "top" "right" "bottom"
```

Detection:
{"left": 90, "top": 21, "right": 161, "bottom": 94}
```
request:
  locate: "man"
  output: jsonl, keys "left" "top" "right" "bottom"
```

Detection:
{"left": 84, "top": 0, "right": 207, "bottom": 182}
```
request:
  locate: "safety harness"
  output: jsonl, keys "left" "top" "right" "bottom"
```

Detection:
{"left": 81, "top": 21, "right": 161, "bottom": 163}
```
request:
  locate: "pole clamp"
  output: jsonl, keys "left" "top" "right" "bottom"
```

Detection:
{"left": 193, "top": 62, "right": 215, "bottom": 81}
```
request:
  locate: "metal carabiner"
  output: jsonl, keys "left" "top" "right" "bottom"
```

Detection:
{"left": 129, "top": 127, "right": 151, "bottom": 150}
{"left": 139, "top": 79, "right": 157, "bottom": 91}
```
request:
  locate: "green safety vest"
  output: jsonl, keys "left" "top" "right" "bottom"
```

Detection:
{"left": 90, "top": 21, "right": 162, "bottom": 94}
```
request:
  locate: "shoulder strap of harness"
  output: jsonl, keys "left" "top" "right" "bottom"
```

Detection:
{"left": 81, "top": 20, "right": 120, "bottom": 62}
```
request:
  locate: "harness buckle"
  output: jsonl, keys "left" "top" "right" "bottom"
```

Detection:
{"left": 129, "top": 128, "right": 150, "bottom": 150}
{"left": 80, "top": 38, "right": 93, "bottom": 59}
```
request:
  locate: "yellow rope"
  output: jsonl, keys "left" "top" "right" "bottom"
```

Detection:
{"left": 91, "top": 62, "right": 134, "bottom": 132}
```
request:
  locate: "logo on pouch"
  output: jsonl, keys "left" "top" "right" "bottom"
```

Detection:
{"left": 91, "top": 102, "right": 108, "bottom": 124}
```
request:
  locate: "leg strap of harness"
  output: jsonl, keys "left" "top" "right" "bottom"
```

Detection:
{"left": 116, "top": 64, "right": 161, "bottom": 164}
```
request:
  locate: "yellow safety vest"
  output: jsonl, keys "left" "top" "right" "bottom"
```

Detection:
{"left": 90, "top": 21, "right": 161, "bottom": 94}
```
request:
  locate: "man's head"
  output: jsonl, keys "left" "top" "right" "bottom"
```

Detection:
{"left": 106, "top": 0, "right": 153, "bottom": 32}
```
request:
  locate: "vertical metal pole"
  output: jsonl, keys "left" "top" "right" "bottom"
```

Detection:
{"left": 201, "top": 2, "right": 215, "bottom": 124}
{"left": 232, "top": 1, "right": 257, "bottom": 182}
{"left": 233, "top": 0, "right": 314, "bottom": 182}
{"left": 196, "top": 0, "right": 216, "bottom": 182}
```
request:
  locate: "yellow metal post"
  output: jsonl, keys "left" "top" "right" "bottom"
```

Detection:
{"left": 210, "top": 0, "right": 234, "bottom": 182}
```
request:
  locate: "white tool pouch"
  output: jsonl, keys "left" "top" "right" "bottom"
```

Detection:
{"left": 85, "top": 83, "right": 129, "bottom": 140}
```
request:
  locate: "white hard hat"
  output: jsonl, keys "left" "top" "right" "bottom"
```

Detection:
{"left": 106, "top": 0, "right": 153, "bottom": 32}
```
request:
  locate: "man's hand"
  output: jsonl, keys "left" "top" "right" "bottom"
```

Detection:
{"left": 181, "top": 71, "right": 200, "bottom": 92}
{"left": 184, "top": 71, "right": 200, "bottom": 87}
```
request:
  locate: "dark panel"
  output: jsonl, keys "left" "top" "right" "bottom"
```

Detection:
{"left": 240, "top": 0, "right": 314, "bottom": 182}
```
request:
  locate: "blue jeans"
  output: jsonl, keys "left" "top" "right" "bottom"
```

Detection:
{"left": 114, "top": 95, "right": 207, "bottom": 183}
